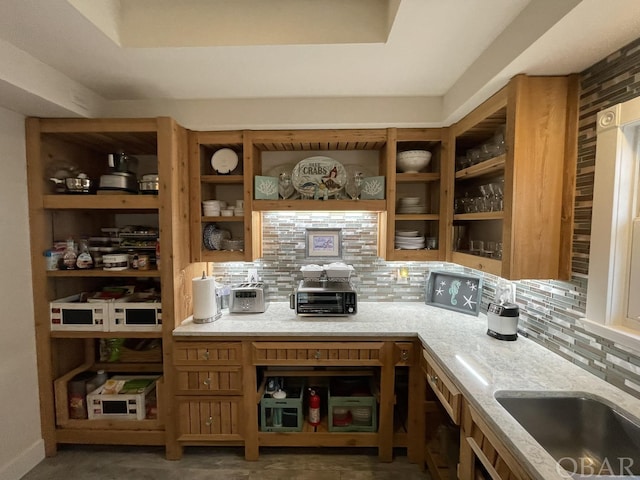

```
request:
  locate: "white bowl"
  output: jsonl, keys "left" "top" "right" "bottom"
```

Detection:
{"left": 395, "top": 230, "right": 419, "bottom": 237}
{"left": 397, "top": 150, "right": 432, "bottom": 173}
{"left": 400, "top": 196, "right": 421, "bottom": 205}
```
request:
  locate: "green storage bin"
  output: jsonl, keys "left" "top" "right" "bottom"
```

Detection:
{"left": 260, "top": 377, "right": 304, "bottom": 432}
{"left": 328, "top": 377, "right": 377, "bottom": 432}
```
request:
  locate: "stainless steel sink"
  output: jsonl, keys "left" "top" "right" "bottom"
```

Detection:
{"left": 495, "top": 393, "right": 640, "bottom": 475}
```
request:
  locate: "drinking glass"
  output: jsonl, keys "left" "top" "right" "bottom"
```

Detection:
{"left": 470, "top": 240, "right": 484, "bottom": 255}
{"left": 485, "top": 241, "right": 497, "bottom": 257}
{"left": 345, "top": 172, "right": 363, "bottom": 200}
{"left": 278, "top": 172, "right": 294, "bottom": 199}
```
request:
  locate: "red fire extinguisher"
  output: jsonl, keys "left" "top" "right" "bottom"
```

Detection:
{"left": 308, "top": 388, "right": 320, "bottom": 426}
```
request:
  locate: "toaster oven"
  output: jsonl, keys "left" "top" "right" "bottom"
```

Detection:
{"left": 290, "top": 280, "right": 357, "bottom": 316}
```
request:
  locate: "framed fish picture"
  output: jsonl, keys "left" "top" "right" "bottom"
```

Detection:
{"left": 425, "top": 270, "right": 483, "bottom": 316}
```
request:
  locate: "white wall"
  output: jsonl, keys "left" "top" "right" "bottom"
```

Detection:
{"left": 0, "top": 106, "right": 43, "bottom": 480}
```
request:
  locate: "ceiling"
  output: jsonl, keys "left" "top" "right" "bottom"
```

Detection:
{"left": 1, "top": 0, "right": 640, "bottom": 126}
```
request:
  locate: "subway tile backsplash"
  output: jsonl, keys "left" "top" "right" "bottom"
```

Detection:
{"left": 212, "top": 35, "right": 640, "bottom": 401}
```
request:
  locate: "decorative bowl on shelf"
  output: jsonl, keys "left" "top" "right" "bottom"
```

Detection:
{"left": 397, "top": 150, "right": 432, "bottom": 173}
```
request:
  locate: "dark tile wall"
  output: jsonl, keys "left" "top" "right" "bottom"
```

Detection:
{"left": 514, "top": 36, "right": 640, "bottom": 399}
{"left": 212, "top": 35, "right": 640, "bottom": 400}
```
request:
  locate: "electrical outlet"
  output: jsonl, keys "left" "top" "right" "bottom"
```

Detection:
{"left": 247, "top": 268, "right": 258, "bottom": 282}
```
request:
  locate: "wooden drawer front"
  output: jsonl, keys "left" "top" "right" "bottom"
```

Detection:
{"left": 178, "top": 398, "right": 243, "bottom": 439}
{"left": 174, "top": 342, "right": 242, "bottom": 365}
{"left": 422, "top": 349, "right": 461, "bottom": 425}
{"left": 252, "top": 341, "right": 384, "bottom": 365}
{"left": 176, "top": 366, "right": 243, "bottom": 395}
{"left": 465, "top": 405, "right": 529, "bottom": 480}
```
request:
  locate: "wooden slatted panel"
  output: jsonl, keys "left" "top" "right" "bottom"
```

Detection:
{"left": 252, "top": 342, "right": 384, "bottom": 365}
{"left": 173, "top": 342, "right": 242, "bottom": 365}
{"left": 179, "top": 399, "right": 242, "bottom": 436}
{"left": 466, "top": 407, "right": 530, "bottom": 480}
{"left": 175, "top": 366, "right": 242, "bottom": 395}
{"left": 252, "top": 141, "right": 388, "bottom": 151}
{"left": 250, "top": 129, "right": 387, "bottom": 152}
{"left": 422, "top": 349, "right": 461, "bottom": 425}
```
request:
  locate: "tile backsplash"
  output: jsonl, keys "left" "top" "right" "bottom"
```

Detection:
{"left": 212, "top": 35, "right": 640, "bottom": 401}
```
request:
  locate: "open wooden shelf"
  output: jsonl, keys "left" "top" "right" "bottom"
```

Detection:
{"left": 43, "top": 194, "right": 159, "bottom": 210}
{"left": 50, "top": 331, "right": 162, "bottom": 339}
{"left": 395, "top": 213, "right": 439, "bottom": 221}
{"left": 396, "top": 172, "right": 440, "bottom": 183}
{"left": 201, "top": 215, "right": 244, "bottom": 222}
{"left": 454, "top": 155, "right": 505, "bottom": 181}
{"left": 46, "top": 269, "right": 161, "bottom": 278}
{"left": 201, "top": 174, "right": 244, "bottom": 184}
{"left": 200, "top": 250, "right": 246, "bottom": 262}
{"left": 453, "top": 212, "right": 503, "bottom": 221}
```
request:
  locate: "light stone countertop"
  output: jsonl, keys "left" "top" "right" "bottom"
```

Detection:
{"left": 174, "top": 302, "right": 640, "bottom": 480}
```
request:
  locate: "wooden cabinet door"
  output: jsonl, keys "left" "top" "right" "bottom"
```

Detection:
{"left": 459, "top": 400, "right": 530, "bottom": 480}
{"left": 177, "top": 397, "right": 243, "bottom": 441}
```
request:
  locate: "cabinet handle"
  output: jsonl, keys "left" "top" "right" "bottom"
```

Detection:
{"left": 429, "top": 374, "right": 439, "bottom": 383}
{"left": 203, "top": 350, "right": 210, "bottom": 360}
{"left": 400, "top": 349, "right": 409, "bottom": 361}
{"left": 203, "top": 377, "right": 211, "bottom": 386}
{"left": 205, "top": 416, "right": 213, "bottom": 426}
{"left": 314, "top": 350, "right": 321, "bottom": 360}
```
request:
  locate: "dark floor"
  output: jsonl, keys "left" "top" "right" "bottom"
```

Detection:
{"left": 20, "top": 445, "right": 430, "bottom": 480}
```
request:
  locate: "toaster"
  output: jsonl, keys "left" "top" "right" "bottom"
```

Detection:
{"left": 229, "top": 282, "right": 268, "bottom": 313}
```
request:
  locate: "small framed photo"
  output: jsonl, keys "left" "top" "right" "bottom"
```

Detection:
{"left": 305, "top": 228, "right": 342, "bottom": 258}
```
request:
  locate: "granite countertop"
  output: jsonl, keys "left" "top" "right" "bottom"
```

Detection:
{"left": 174, "top": 302, "right": 640, "bottom": 480}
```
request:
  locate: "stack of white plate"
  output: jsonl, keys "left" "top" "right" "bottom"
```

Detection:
{"left": 397, "top": 196, "right": 426, "bottom": 214}
{"left": 395, "top": 230, "right": 425, "bottom": 250}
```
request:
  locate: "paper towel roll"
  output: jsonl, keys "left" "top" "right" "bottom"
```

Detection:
{"left": 192, "top": 274, "right": 220, "bottom": 323}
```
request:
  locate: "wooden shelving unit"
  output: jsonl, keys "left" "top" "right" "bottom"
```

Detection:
{"left": 385, "top": 127, "right": 446, "bottom": 261}
{"left": 189, "top": 130, "right": 252, "bottom": 262}
{"left": 447, "top": 74, "right": 579, "bottom": 280}
{"left": 26, "top": 117, "right": 200, "bottom": 458}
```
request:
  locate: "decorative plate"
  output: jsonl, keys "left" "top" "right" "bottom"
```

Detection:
{"left": 291, "top": 156, "right": 347, "bottom": 199}
{"left": 211, "top": 148, "right": 239, "bottom": 174}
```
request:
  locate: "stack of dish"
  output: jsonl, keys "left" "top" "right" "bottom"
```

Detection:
{"left": 395, "top": 230, "right": 425, "bottom": 250}
{"left": 202, "top": 200, "right": 221, "bottom": 217}
{"left": 203, "top": 224, "right": 231, "bottom": 250}
{"left": 397, "top": 196, "right": 426, "bottom": 214}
